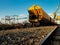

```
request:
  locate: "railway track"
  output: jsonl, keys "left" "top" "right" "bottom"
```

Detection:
{"left": 0, "top": 26, "right": 57, "bottom": 45}
{"left": 52, "top": 27, "right": 60, "bottom": 45}
{"left": 41, "top": 26, "right": 60, "bottom": 45}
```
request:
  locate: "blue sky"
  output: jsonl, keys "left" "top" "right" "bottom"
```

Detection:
{"left": 0, "top": 0, "right": 60, "bottom": 18}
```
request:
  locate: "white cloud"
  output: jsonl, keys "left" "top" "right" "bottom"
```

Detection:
{"left": 48, "top": 13, "right": 50, "bottom": 15}
{"left": 19, "top": 14, "right": 24, "bottom": 17}
{"left": 48, "top": 13, "right": 53, "bottom": 18}
{"left": 19, "top": 14, "right": 27, "bottom": 18}
{"left": 0, "top": 14, "right": 29, "bottom": 24}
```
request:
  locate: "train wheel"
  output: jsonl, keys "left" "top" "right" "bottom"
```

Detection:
{"left": 35, "top": 23, "right": 40, "bottom": 27}
{"left": 32, "top": 23, "right": 40, "bottom": 27}
{"left": 31, "top": 23, "right": 35, "bottom": 27}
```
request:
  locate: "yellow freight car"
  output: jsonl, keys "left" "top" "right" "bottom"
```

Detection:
{"left": 28, "top": 5, "right": 55, "bottom": 26}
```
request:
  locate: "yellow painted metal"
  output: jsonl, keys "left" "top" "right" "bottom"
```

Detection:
{"left": 52, "top": 12, "right": 56, "bottom": 19}
{"left": 56, "top": 16, "right": 60, "bottom": 20}
{"left": 28, "top": 5, "right": 55, "bottom": 23}
{"left": 28, "top": 5, "right": 43, "bottom": 21}
{"left": 28, "top": 5, "right": 42, "bottom": 10}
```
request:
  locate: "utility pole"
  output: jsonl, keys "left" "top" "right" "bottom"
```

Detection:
{"left": 13, "top": 15, "right": 19, "bottom": 24}
{"left": 5, "top": 16, "right": 11, "bottom": 24}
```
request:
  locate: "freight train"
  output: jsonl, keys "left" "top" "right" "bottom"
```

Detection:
{"left": 28, "top": 5, "right": 56, "bottom": 26}
{"left": 0, "top": 5, "right": 57, "bottom": 30}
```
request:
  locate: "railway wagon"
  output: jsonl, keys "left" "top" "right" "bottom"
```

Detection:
{"left": 28, "top": 5, "right": 55, "bottom": 26}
